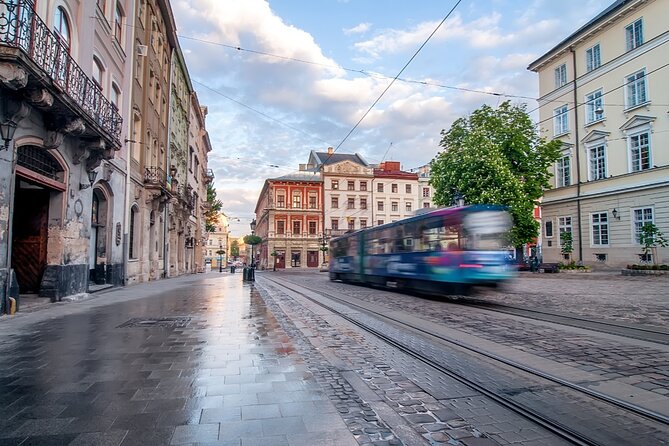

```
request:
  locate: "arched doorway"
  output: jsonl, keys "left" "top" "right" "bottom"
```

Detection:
{"left": 89, "top": 187, "right": 109, "bottom": 284}
{"left": 11, "top": 145, "right": 66, "bottom": 294}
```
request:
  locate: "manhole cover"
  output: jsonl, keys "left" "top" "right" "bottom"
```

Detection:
{"left": 117, "top": 317, "right": 191, "bottom": 328}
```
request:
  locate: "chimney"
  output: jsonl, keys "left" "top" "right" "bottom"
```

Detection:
{"left": 327, "top": 147, "right": 334, "bottom": 154}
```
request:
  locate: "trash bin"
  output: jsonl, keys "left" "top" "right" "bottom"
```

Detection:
{"left": 242, "top": 267, "right": 255, "bottom": 282}
{"left": 230, "top": 265, "right": 235, "bottom": 274}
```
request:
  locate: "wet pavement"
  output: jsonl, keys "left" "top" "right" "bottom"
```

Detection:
{"left": 0, "top": 273, "right": 358, "bottom": 446}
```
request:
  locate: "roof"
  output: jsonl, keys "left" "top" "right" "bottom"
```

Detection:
{"left": 308, "top": 150, "right": 369, "bottom": 167}
{"left": 270, "top": 171, "right": 322, "bottom": 182}
{"left": 528, "top": 0, "right": 636, "bottom": 71}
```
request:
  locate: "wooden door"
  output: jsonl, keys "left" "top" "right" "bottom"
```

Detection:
{"left": 12, "top": 187, "right": 50, "bottom": 293}
{"left": 276, "top": 251, "right": 285, "bottom": 269}
{"left": 307, "top": 250, "right": 318, "bottom": 267}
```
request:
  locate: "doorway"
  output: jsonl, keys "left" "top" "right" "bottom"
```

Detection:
{"left": 291, "top": 251, "right": 301, "bottom": 267}
{"left": 12, "top": 181, "right": 50, "bottom": 293}
{"left": 276, "top": 250, "right": 285, "bottom": 269}
{"left": 307, "top": 250, "right": 318, "bottom": 267}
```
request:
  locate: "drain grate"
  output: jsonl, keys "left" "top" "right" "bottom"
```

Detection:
{"left": 117, "top": 317, "right": 192, "bottom": 329}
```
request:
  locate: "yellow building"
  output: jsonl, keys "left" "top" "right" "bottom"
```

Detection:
{"left": 528, "top": 0, "right": 669, "bottom": 267}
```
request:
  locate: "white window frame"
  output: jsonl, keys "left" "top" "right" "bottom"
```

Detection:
{"left": 625, "top": 69, "right": 647, "bottom": 109}
{"left": 585, "top": 89, "right": 604, "bottom": 124}
{"left": 553, "top": 105, "right": 569, "bottom": 136}
{"left": 632, "top": 207, "right": 653, "bottom": 244}
{"left": 554, "top": 63, "right": 567, "bottom": 89}
{"left": 625, "top": 18, "right": 643, "bottom": 51}
{"left": 586, "top": 44, "right": 601, "bottom": 72}
{"left": 556, "top": 154, "right": 571, "bottom": 187}
{"left": 558, "top": 216, "right": 572, "bottom": 246}
{"left": 628, "top": 130, "right": 651, "bottom": 173}
{"left": 591, "top": 212, "right": 609, "bottom": 246}
{"left": 587, "top": 142, "right": 607, "bottom": 181}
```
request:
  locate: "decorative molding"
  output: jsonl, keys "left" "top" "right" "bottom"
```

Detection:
{"left": 582, "top": 129, "right": 610, "bottom": 144}
{"left": 25, "top": 88, "right": 54, "bottom": 108}
{"left": 619, "top": 114, "right": 656, "bottom": 131}
{"left": 43, "top": 131, "right": 64, "bottom": 150}
{"left": 0, "top": 62, "right": 28, "bottom": 90}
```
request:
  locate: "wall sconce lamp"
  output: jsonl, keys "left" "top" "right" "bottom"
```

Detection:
{"left": 612, "top": 208, "right": 620, "bottom": 220}
{"left": 0, "top": 120, "right": 18, "bottom": 150}
{"left": 80, "top": 170, "right": 98, "bottom": 190}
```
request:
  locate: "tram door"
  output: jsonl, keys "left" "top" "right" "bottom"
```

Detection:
{"left": 12, "top": 182, "right": 50, "bottom": 293}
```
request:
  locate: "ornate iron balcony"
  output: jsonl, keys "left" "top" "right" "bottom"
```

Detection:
{"left": 144, "top": 166, "right": 167, "bottom": 188}
{"left": 0, "top": 0, "right": 122, "bottom": 145}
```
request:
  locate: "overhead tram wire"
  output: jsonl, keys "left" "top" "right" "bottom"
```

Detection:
{"left": 327, "top": 0, "right": 465, "bottom": 161}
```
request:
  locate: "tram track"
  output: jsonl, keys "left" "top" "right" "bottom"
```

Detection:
{"left": 260, "top": 275, "right": 669, "bottom": 446}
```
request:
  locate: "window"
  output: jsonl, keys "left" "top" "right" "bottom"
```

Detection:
{"left": 360, "top": 181, "right": 367, "bottom": 191}
{"left": 377, "top": 220, "right": 384, "bottom": 226}
{"left": 277, "top": 194, "right": 285, "bottom": 208}
{"left": 331, "top": 219, "right": 338, "bottom": 231}
{"left": 391, "top": 202, "right": 398, "bottom": 212}
{"left": 405, "top": 202, "right": 412, "bottom": 212}
{"left": 293, "top": 220, "right": 301, "bottom": 235}
{"left": 626, "top": 70, "right": 647, "bottom": 108}
{"left": 588, "top": 144, "right": 606, "bottom": 180}
{"left": 308, "top": 221, "right": 317, "bottom": 235}
{"left": 377, "top": 201, "right": 384, "bottom": 211}
{"left": 360, "top": 219, "right": 367, "bottom": 229}
{"left": 360, "top": 198, "right": 367, "bottom": 210}
{"left": 111, "top": 83, "right": 121, "bottom": 109}
{"left": 347, "top": 181, "right": 355, "bottom": 191}
{"left": 545, "top": 220, "right": 553, "bottom": 238}
{"left": 114, "top": 3, "right": 123, "bottom": 42}
{"left": 591, "top": 213, "right": 609, "bottom": 245}
{"left": 391, "top": 184, "right": 398, "bottom": 193}
{"left": 556, "top": 155, "right": 571, "bottom": 187}
{"left": 585, "top": 89, "right": 603, "bottom": 123}
{"left": 331, "top": 180, "right": 339, "bottom": 190}
{"left": 553, "top": 105, "right": 568, "bottom": 135}
{"left": 308, "top": 195, "right": 317, "bottom": 209}
{"left": 92, "top": 57, "right": 104, "bottom": 89}
{"left": 554, "top": 63, "right": 567, "bottom": 88}
{"left": 405, "top": 184, "right": 412, "bottom": 194}
{"left": 629, "top": 132, "right": 650, "bottom": 172}
{"left": 347, "top": 198, "right": 355, "bottom": 209}
{"left": 331, "top": 197, "right": 338, "bottom": 209}
{"left": 586, "top": 44, "right": 601, "bottom": 72}
{"left": 292, "top": 193, "right": 301, "bottom": 209}
{"left": 54, "top": 7, "right": 71, "bottom": 50}
{"left": 377, "top": 183, "right": 384, "bottom": 193}
{"left": 422, "top": 187, "right": 430, "bottom": 198}
{"left": 423, "top": 202, "right": 431, "bottom": 208}
{"left": 633, "top": 207, "right": 653, "bottom": 243}
{"left": 129, "top": 206, "right": 138, "bottom": 258}
{"left": 558, "top": 216, "right": 572, "bottom": 246}
{"left": 625, "top": 18, "right": 643, "bottom": 51}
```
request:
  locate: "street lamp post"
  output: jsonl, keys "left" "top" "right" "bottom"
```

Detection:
{"left": 250, "top": 219, "right": 257, "bottom": 268}
{"left": 218, "top": 244, "right": 223, "bottom": 273}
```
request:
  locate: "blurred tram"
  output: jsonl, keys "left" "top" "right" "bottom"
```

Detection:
{"left": 329, "top": 205, "right": 516, "bottom": 295}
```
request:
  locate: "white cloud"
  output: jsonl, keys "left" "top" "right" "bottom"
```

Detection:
{"left": 343, "top": 22, "right": 372, "bottom": 36}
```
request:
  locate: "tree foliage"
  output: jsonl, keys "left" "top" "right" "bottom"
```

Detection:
{"left": 243, "top": 234, "right": 262, "bottom": 246}
{"left": 230, "top": 240, "right": 239, "bottom": 258}
{"left": 204, "top": 183, "right": 223, "bottom": 232}
{"left": 639, "top": 223, "right": 668, "bottom": 265}
{"left": 430, "top": 101, "right": 561, "bottom": 247}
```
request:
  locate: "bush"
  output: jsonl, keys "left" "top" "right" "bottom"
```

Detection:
{"left": 558, "top": 261, "right": 590, "bottom": 271}
{"left": 626, "top": 264, "right": 669, "bottom": 271}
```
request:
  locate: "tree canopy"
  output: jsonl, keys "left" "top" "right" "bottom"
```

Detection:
{"left": 430, "top": 101, "right": 561, "bottom": 247}
{"left": 243, "top": 234, "right": 262, "bottom": 246}
{"left": 230, "top": 240, "right": 239, "bottom": 258}
{"left": 204, "top": 183, "right": 223, "bottom": 232}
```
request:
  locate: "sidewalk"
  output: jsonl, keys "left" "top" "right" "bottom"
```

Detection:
{"left": 0, "top": 271, "right": 357, "bottom": 446}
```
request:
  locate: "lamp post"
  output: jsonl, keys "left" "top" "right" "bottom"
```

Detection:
{"left": 250, "top": 219, "right": 256, "bottom": 268}
{"left": 218, "top": 244, "right": 223, "bottom": 273}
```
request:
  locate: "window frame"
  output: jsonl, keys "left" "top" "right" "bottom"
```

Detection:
{"left": 625, "top": 18, "right": 643, "bottom": 51}
{"left": 587, "top": 142, "right": 607, "bottom": 181}
{"left": 360, "top": 198, "right": 367, "bottom": 210}
{"left": 558, "top": 216, "right": 572, "bottom": 247}
{"left": 554, "top": 63, "right": 567, "bottom": 89}
{"left": 377, "top": 183, "right": 384, "bottom": 193}
{"left": 331, "top": 196, "right": 338, "bottom": 209}
{"left": 585, "top": 89, "right": 604, "bottom": 124}
{"left": 586, "top": 43, "right": 601, "bottom": 72}
{"left": 632, "top": 207, "right": 653, "bottom": 244}
{"left": 331, "top": 180, "right": 339, "bottom": 190}
{"left": 347, "top": 180, "right": 355, "bottom": 191}
{"left": 292, "top": 220, "right": 301, "bottom": 235}
{"left": 591, "top": 212, "right": 609, "bottom": 246}
{"left": 114, "top": 2, "right": 124, "bottom": 43}
{"left": 347, "top": 197, "right": 355, "bottom": 210}
{"left": 628, "top": 130, "right": 651, "bottom": 173}
{"left": 360, "top": 181, "right": 367, "bottom": 191}
{"left": 553, "top": 104, "right": 569, "bottom": 136}
{"left": 556, "top": 154, "right": 571, "bottom": 187}
{"left": 54, "top": 6, "right": 71, "bottom": 51}
{"left": 625, "top": 69, "right": 647, "bottom": 109}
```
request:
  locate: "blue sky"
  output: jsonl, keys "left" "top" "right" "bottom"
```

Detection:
{"left": 173, "top": 0, "right": 612, "bottom": 236}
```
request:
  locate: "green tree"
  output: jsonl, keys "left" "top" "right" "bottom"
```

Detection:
{"left": 204, "top": 183, "right": 223, "bottom": 232}
{"left": 243, "top": 234, "right": 262, "bottom": 246}
{"left": 430, "top": 101, "right": 561, "bottom": 248}
{"left": 639, "top": 223, "right": 668, "bottom": 265}
{"left": 230, "top": 240, "right": 239, "bottom": 258}
{"left": 560, "top": 231, "right": 573, "bottom": 263}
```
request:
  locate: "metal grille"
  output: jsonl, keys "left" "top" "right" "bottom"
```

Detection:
{"left": 17, "top": 145, "right": 63, "bottom": 180}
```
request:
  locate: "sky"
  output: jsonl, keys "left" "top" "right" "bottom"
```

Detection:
{"left": 172, "top": 0, "right": 612, "bottom": 237}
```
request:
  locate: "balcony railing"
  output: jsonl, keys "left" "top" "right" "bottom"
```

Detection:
{"left": 144, "top": 166, "right": 167, "bottom": 188}
{"left": 0, "top": 0, "right": 122, "bottom": 144}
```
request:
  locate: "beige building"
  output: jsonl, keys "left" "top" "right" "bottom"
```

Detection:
{"left": 373, "top": 161, "right": 419, "bottom": 225}
{"left": 205, "top": 214, "right": 230, "bottom": 270}
{"left": 410, "top": 164, "right": 436, "bottom": 210}
{"left": 528, "top": 0, "right": 669, "bottom": 267}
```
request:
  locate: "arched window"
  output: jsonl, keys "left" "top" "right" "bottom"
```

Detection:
{"left": 92, "top": 57, "right": 104, "bottom": 89}
{"left": 111, "top": 82, "right": 121, "bottom": 109}
{"left": 129, "top": 205, "right": 139, "bottom": 259}
{"left": 54, "top": 6, "right": 71, "bottom": 50}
